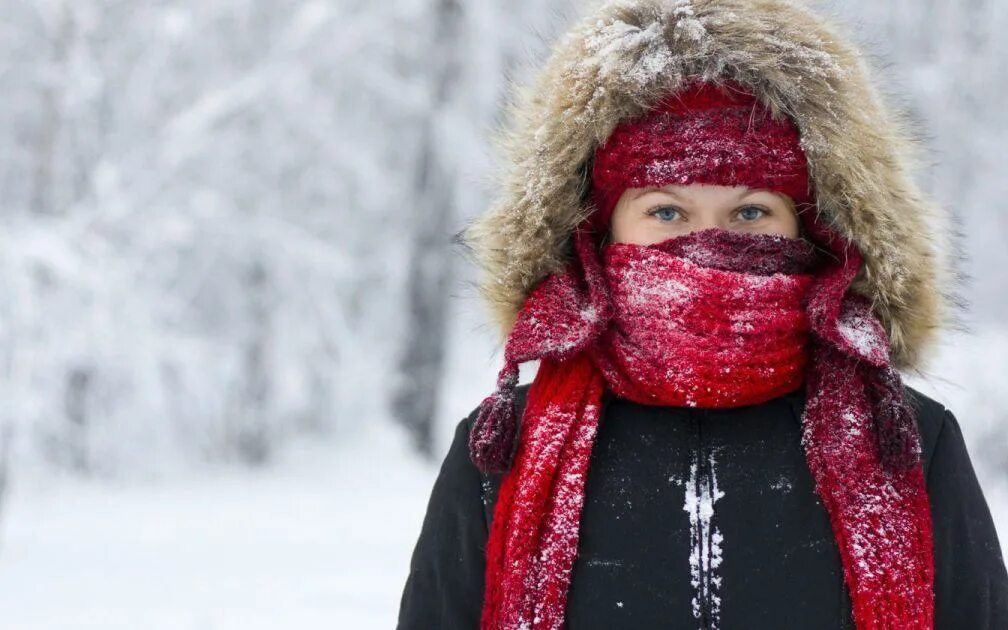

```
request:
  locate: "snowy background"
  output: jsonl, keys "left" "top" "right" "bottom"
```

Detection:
{"left": 0, "top": 1, "right": 1005, "bottom": 628}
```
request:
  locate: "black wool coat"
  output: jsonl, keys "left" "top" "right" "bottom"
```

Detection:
{"left": 397, "top": 383, "right": 1008, "bottom": 629}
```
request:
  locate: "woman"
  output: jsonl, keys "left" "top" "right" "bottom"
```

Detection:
{"left": 397, "top": 1, "right": 1008, "bottom": 628}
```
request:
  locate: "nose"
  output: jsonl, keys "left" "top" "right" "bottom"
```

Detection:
{"left": 690, "top": 216, "right": 730, "bottom": 233}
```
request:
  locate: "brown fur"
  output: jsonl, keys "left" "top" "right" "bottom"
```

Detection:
{"left": 459, "top": 0, "right": 961, "bottom": 371}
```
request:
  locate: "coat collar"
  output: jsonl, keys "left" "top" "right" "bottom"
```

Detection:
{"left": 600, "top": 381, "right": 807, "bottom": 427}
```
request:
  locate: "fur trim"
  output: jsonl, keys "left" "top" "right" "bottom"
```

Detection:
{"left": 460, "top": 0, "right": 962, "bottom": 371}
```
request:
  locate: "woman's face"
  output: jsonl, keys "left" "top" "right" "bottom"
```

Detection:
{"left": 609, "top": 183, "right": 801, "bottom": 245}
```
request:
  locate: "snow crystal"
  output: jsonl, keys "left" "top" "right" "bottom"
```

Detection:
{"left": 586, "top": 557, "right": 624, "bottom": 568}
{"left": 836, "top": 305, "right": 887, "bottom": 361}
{"left": 730, "top": 319, "right": 755, "bottom": 334}
{"left": 770, "top": 474, "right": 793, "bottom": 493}
{"left": 619, "top": 271, "right": 697, "bottom": 313}
{"left": 671, "top": 0, "right": 708, "bottom": 44}
{"left": 481, "top": 477, "right": 493, "bottom": 506}
{"left": 841, "top": 409, "right": 863, "bottom": 440}
{"left": 582, "top": 13, "right": 676, "bottom": 89}
{"left": 683, "top": 450, "right": 725, "bottom": 627}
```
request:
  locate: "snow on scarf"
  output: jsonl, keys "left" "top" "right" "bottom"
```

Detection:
{"left": 469, "top": 224, "right": 934, "bottom": 629}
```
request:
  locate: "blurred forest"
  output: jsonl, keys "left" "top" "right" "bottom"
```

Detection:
{"left": 0, "top": 2, "right": 1005, "bottom": 627}
{"left": 0, "top": 0, "right": 1004, "bottom": 485}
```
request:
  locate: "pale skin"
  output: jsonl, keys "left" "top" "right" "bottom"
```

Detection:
{"left": 609, "top": 183, "right": 803, "bottom": 245}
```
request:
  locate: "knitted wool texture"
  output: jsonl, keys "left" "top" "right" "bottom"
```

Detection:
{"left": 590, "top": 230, "right": 814, "bottom": 406}
{"left": 589, "top": 78, "right": 814, "bottom": 234}
{"left": 471, "top": 227, "right": 934, "bottom": 629}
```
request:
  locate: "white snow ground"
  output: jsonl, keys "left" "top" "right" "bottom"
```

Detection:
{"left": 0, "top": 418, "right": 435, "bottom": 630}
{"left": 0, "top": 311, "right": 1004, "bottom": 629}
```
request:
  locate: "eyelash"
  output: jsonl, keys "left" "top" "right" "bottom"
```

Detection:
{"left": 646, "top": 204, "right": 769, "bottom": 221}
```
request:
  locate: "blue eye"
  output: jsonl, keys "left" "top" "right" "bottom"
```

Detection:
{"left": 648, "top": 206, "right": 680, "bottom": 222}
{"left": 737, "top": 205, "right": 766, "bottom": 221}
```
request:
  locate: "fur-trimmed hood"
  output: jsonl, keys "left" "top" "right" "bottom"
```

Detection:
{"left": 460, "top": 0, "right": 961, "bottom": 372}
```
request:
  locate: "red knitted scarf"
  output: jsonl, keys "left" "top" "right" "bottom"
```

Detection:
{"left": 470, "top": 226, "right": 934, "bottom": 629}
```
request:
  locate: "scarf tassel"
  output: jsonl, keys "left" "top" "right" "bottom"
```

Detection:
{"left": 867, "top": 365, "right": 922, "bottom": 471}
{"left": 468, "top": 360, "right": 521, "bottom": 474}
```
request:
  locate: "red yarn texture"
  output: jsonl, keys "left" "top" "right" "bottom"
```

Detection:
{"left": 589, "top": 79, "right": 812, "bottom": 233}
{"left": 591, "top": 237, "right": 813, "bottom": 407}
{"left": 472, "top": 226, "right": 934, "bottom": 629}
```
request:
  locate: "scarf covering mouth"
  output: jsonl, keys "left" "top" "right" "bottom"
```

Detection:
{"left": 470, "top": 226, "right": 934, "bottom": 629}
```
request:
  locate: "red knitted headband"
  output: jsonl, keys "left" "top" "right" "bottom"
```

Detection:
{"left": 589, "top": 78, "right": 814, "bottom": 233}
